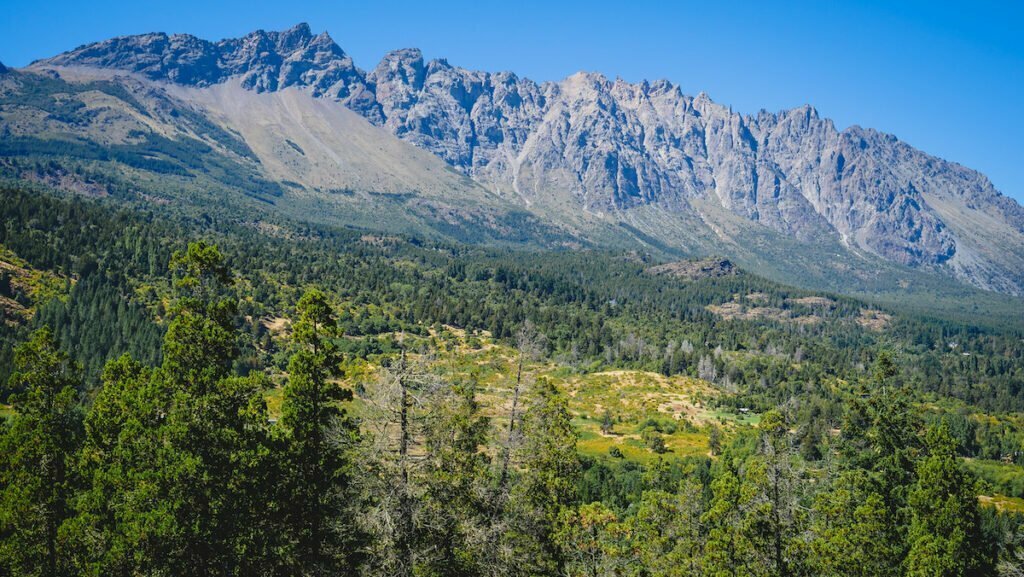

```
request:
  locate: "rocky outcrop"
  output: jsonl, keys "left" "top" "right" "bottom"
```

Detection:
{"left": 647, "top": 258, "right": 737, "bottom": 280}
{"left": 368, "top": 66, "right": 966, "bottom": 267}
{"left": 37, "top": 23, "right": 382, "bottom": 120}
{"left": 32, "top": 24, "right": 1024, "bottom": 291}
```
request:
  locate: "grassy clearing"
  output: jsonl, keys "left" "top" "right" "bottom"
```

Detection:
{"left": 262, "top": 327, "right": 756, "bottom": 465}
{"left": 560, "top": 369, "right": 724, "bottom": 461}
{"left": 0, "top": 244, "right": 69, "bottom": 319}
{"left": 264, "top": 386, "right": 285, "bottom": 421}
{"left": 426, "top": 332, "right": 749, "bottom": 462}
{"left": 979, "top": 494, "right": 1024, "bottom": 514}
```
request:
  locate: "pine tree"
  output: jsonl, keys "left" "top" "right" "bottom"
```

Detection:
{"left": 162, "top": 240, "right": 237, "bottom": 393}
{"left": 809, "top": 470, "right": 895, "bottom": 577}
{"left": 102, "top": 241, "right": 273, "bottom": 575}
{"left": 905, "top": 423, "right": 992, "bottom": 576}
{"left": 0, "top": 327, "right": 82, "bottom": 577}
{"left": 749, "top": 410, "right": 807, "bottom": 577}
{"left": 555, "top": 501, "right": 623, "bottom": 577}
{"left": 161, "top": 241, "right": 274, "bottom": 575}
{"left": 627, "top": 480, "right": 705, "bottom": 577}
{"left": 600, "top": 410, "right": 614, "bottom": 435}
{"left": 506, "top": 378, "right": 580, "bottom": 577}
{"left": 708, "top": 423, "right": 723, "bottom": 456}
{"left": 66, "top": 354, "right": 173, "bottom": 576}
{"left": 701, "top": 455, "right": 760, "bottom": 577}
{"left": 278, "top": 288, "right": 362, "bottom": 575}
{"left": 838, "top": 351, "right": 922, "bottom": 565}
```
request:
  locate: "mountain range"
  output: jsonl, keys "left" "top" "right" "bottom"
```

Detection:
{"left": 5, "top": 23, "right": 1024, "bottom": 300}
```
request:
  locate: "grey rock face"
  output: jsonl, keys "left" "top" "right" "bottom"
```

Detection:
{"left": 370, "top": 65, "right": 967, "bottom": 266}
{"left": 37, "top": 24, "right": 1024, "bottom": 288}
{"left": 374, "top": 62, "right": 1024, "bottom": 274}
{"left": 38, "top": 23, "right": 382, "bottom": 120}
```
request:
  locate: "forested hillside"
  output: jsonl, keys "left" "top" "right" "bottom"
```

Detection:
{"left": 1, "top": 183, "right": 1023, "bottom": 575}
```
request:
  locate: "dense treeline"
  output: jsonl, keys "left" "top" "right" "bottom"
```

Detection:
{"left": 1, "top": 184, "right": 1024, "bottom": 474}
{"left": 0, "top": 242, "right": 1021, "bottom": 576}
{"left": 1, "top": 184, "right": 1022, "bottom": 415}
{"left": 0, "top": 183, "right": 1022, "bottom": 573}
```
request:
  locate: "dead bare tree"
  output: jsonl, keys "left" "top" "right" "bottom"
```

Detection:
{"left": 497, "top": 320, "right": 547, "bottom": 494}
{"left": 358, "top": 346, "right": 444, "bottom": 577}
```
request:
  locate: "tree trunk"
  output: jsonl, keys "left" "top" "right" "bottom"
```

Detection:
{"left": 498, "top": 353, "right": 524, "bottom": 494}
{"left": 397, "top": 351, "right": 414, "bottom": 577}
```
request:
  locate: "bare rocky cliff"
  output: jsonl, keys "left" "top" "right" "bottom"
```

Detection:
{"left": 32, "top": 23, "right": 1024, "bottom": 294}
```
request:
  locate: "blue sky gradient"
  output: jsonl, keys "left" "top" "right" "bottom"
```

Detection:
{"left": 2, "top": 0, "right": 1021, "bottom": 201}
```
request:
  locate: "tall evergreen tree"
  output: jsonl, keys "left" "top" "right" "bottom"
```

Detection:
{"left": 67, "top": 354, "right": 172, "bottom": 576}
{"left": 749, "top": 410, "right": 807, "bottom": 577}
{"left": 159, "top": 241, "right": 274, "bottom": 575}
{"left": 627, "top": 480, "right": 705, "bottom": 577}
{"left": 701, "top": 455, "right": 761, "bottom": 577}
{"left": 838, "top": 351, "right": 922, "bottom": 567}
{"left": 555, "top": 501, "right": 623, "bottom": 577}
{"left": 162, "top": 240, "right": 237, "bottom": 392}
{"left": 905, "top": 423, "right": 992, "bottom": 576}
{"left": 0, "top": 328, "right": 82, "bottom": 577}
{"left": 278, "top": 288, "right": 362, "bottom": 575}
{"left": 506, "top": 378, "right": 580, "bottom": 577}
{"left": 810, "top": 470, "right": 899, "bottom": 577}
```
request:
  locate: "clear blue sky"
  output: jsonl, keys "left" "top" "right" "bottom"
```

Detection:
{"left": 2, "top": 0, "right": 1021, "bottom": 202}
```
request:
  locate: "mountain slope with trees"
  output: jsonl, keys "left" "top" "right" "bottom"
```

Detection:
{"left": 0, "top": 182, "right": 1022, "bottom": 574}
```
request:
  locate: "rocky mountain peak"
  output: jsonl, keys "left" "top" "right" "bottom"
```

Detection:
{"left": 562, "top": 71, "right": 611, "bottom": 94}
{"left": 28, "top": 25, "right": 1024, "bottom": 293}
{"left": 40, "top": 25, "right": 356, "bottom": 89}
{"left": 273, "top": 22, "right": 315, "bottom": 50}
{"left": 371, "top": 49, "right": 426, "bottom": 104}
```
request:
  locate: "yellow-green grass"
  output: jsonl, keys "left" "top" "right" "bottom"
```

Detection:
{"left": 574, "top": 418, "right": 710, "bottom": 463}
{"left": 979, "top": 494, "right": 1024, "bottom": 514}
{"left": 382, "top": 332, "right": 747, "bottom": 462}
{"left": 708, "top": 409, "right": 762, "bottom": 426}
{"left": 263, "top": 386, "right": 285, "bottom": 420}
{"left": 262, "top": 325, "right": 757, "bottom": 465}
{"left": 0, "top": 244, "right": 69, "bottom": 316}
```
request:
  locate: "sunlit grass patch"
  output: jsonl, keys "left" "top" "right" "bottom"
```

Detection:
{"left": 270, "top": 327, "right": 758, "bottom": 466}
{"left": 264, "top": 387, "right": 285, "bottom": 420}
{"left": 979, "top": 494, "right": 1024, "bottom": 514}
